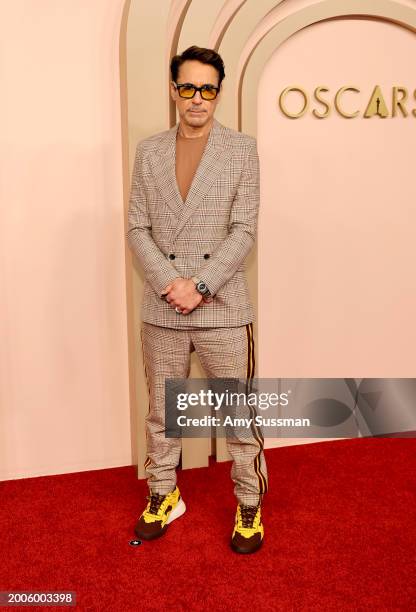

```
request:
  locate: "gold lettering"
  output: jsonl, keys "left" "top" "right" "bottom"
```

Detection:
{"left": 364, "top": 85, "right": 389, "bottom": 118}
{"left": 334, "top": 87, "right": 360, "bottom": 118}
{"left": 278, "top": 86, "right": 416, "bottom": 118}
{"left": 279, "top": 86, "right": 308, "bottom": 118}
{"left": 313, "top": 87, "right": 331, "bottom": 118}
{"left": 392, "top": 87, "right": 408, "bottom": 117}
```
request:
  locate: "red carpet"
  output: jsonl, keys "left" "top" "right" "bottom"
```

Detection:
{"left": 1, "top": 438, "right": 415, "bottom": 611}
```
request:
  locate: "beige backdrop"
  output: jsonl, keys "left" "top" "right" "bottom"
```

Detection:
{"left": 0, "top": 0, "right": 132, "bottom": 482}
{"left": 1, "top": 1, "right": 415, "bottom": 481}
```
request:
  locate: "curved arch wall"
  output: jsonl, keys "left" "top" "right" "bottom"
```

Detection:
{"left": 257, "top": 16, "right": 416, "bottom": 378}
{"left": 126, "top": 0, "right": 416, "bottom": 472}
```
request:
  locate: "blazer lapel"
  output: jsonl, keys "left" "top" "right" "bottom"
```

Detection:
{"left": 148, "top": 123, "right": 183, "bottom": 218}
{"left": 148, "top": 118, "right": 233, "bottom": 238}
{"left": 172, "top": 118, "right": 232, "bottom": 240}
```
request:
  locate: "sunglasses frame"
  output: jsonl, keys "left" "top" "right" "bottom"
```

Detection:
{"left": 173, "top": 82, "right": 220, "bottom": 100}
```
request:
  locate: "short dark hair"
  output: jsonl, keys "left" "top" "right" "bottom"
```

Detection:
{"left": 170, "top": 45, "right": 225, "bottom": 88}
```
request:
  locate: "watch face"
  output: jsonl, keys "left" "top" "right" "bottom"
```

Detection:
{"left": 197, "top": 282, "right": 206, "bottom": 291}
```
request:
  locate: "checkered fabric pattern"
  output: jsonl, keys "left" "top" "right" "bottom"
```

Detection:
{"left": 140, "top": 321, "right": 268, "bottom": 506}
{"left": 126, "top": 118, "right": 260, "bottom": 329}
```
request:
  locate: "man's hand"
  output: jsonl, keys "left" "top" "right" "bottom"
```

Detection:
{"left": 162, "top": 278, "right": 203, "bottom": 315}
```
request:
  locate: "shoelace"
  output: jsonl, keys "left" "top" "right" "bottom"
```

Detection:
{"left": 239, "top": 504, "right": 259, "bottom": 528}
{"left": 146, "top": 492, "right": 167, "bottom": 516}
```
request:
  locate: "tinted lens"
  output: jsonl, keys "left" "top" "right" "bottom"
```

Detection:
{"left": 178, "top": 85, "right": 196, "bottom": 98}
{"left": 201, "top": 86, "right": 217, "bottom": 100}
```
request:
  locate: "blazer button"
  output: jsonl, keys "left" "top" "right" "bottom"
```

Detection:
{"left": 203, "top": 253, "right": 210, "bottom": 259}
{"left": 168, "top": 253, "right": 175, "bottom": 260}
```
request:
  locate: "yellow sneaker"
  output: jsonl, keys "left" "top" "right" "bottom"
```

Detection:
{"left": 231, "top": 504, "right": 264, "bottom": 554}
{"left": 134, "top": 486, "right": 186, "bottom": 540}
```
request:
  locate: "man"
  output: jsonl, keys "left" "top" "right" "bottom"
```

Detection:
{"left": 126, "top": 45, "right": 268, "bottom": 554}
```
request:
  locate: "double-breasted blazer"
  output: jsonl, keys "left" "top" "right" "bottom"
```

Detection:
{"left": 126, "top": 118, "right": 260, "bottom": 329}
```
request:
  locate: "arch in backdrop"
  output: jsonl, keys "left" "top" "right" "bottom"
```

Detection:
{"left": 150, "top": 0, "right": 416, "bottom": 132}
{"left": 122, "top": 0, "right": 416, "bottom": 470}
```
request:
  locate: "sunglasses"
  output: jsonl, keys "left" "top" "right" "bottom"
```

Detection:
{"left": 173, "top": 82, "right": 220, "bottom": 101}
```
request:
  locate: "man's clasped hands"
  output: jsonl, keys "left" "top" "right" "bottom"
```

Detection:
{"left": 161, "top": 278, "right": 212, "bottom": 315}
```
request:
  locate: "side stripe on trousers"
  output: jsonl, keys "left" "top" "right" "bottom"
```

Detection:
{"left": 140, "top": 328, "right": 152, "bottom": 471}
{"left": 141, "top": 323, "right": 267, "bottom": 494}
{"left": 245, "top": 322, "right": 268, "bottom": 495}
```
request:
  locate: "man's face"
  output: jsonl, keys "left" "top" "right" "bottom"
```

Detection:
{"left": 170, "top": 60, "right": 221, "bottom": 129}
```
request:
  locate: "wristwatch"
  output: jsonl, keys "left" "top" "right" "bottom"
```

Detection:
{"left": 191, "top": 276, "right": 212, "bottom": 299}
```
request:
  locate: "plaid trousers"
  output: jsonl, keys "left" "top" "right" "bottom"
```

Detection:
{"left": 140, "top": 321, "right": 268, "bottom": 506}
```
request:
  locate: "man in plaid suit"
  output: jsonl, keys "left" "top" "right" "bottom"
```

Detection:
{"left": 126, "top": 46, "right": 268, "bottom": 554}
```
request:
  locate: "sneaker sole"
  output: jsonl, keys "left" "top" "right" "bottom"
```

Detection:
{"left": 230, "top": 537, "right": 263, "bottom": 554}
{"left": 166, "top": 498, "right": 186, "bottom": 525}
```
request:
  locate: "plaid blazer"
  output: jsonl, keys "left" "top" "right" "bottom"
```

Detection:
{"left": 126, "top": 118, "right": 259, "bottom": 329}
